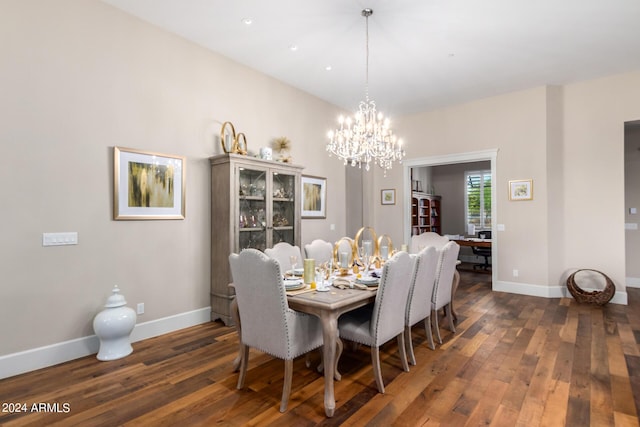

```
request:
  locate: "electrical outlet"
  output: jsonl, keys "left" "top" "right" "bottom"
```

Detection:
{"left": 137, "top": 303, "right": 144, "bottom": 315}
{"left": 513, "top": 269, "right": 519, "bottom": 277}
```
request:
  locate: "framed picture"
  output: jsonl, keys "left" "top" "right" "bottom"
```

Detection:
{"left": 381, "top": 189, "right": 396, "bottom": 205}
{"left": 114, "top": 146, "right": 186, "bottom": 220}
{"left": 509, "top": 179, "right": 533, "bottom": 201}
{"left": 301, "top": 175, "right": 326, "bottom": 219}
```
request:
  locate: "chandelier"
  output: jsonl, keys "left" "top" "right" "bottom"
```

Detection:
{"left": 326, "top": 8, "right": 405, "bottom": 175}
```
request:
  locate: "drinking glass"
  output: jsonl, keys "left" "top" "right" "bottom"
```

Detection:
{"left": 289, "top": 255, "right": 298, "bottom": 273}
{"left": 359, "top": 247, "right": 371, "bottom": 274}
{"left": 362, "top": 240, "right": 373, "bottom": 258}
{"left": 315, "top": 267, "right": 325, "bottom": 291}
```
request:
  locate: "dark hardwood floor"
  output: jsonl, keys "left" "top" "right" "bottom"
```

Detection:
{"left": 2, "top": 270, "right": 640, "bottom": 426}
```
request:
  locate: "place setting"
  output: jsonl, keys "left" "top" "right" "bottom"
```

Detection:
{"left": 330, "top": 241, "right": 381, "bottom": 290}
{"left": 283, "top": 277, "right": 306, "bottom": 292}
{"left": 285, "top": 255, "right": 304, "bottom": 277}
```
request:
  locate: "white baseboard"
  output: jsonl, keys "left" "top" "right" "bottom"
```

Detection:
{"left": 494, "top": 281, "right": 628, "bottom": 305}
{"left": 0, "top": 307, "right": 211, "bottom": 380}
{"left": 627, "top": 277, "right": 640, "bottom": 288}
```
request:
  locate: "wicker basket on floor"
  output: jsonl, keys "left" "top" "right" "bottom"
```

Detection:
{"left": 566, "top": 269, "right": 615, "bottom": 305}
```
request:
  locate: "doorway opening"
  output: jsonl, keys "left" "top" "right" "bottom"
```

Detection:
{"left": 625, "top": 120, "right": 640, "bottom": 288}
{"left": 403, "top": 149, "right": 498, "bottom": 286}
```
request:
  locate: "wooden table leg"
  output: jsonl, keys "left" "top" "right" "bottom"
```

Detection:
{"left": 319, "top": 311, "right": 339, "bottom": 417}
{"left": 316, "top": 338, "right": 342, "bottom": 381}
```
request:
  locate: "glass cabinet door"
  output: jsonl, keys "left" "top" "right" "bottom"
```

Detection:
{"left": 270, "top": 171, "right": 296, "bottom": 246}
{"left": 237, "top": 166, "right": 267, "bottom": 251}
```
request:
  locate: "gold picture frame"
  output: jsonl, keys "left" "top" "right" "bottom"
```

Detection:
{"left": 113, "top": 147, "right": 186, "bottom": 220}
{"left": 509, "top": 179, "right": 533, "bottom": 201}
{"left": 381, "top": 189, "right": 396, "bottom": 205}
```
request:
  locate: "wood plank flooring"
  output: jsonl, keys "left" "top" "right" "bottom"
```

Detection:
{"left": 2, "top": 270, "right": 640, "bottom": 426}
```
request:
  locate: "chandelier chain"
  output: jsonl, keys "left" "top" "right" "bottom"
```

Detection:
{"left": 364, "top": 9, "right": 370, "bottom": 102}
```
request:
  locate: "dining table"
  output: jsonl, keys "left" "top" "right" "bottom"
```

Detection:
{"left": 287, "top": 284, "right": 376, "bottom": 417}
{"left": 230, "top": 274, "right": 377, "bottom": 417}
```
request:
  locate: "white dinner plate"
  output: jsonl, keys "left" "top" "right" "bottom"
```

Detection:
{"left": 284, "top": 278, "right": 303, "bottom": 286}
{"left": 285, "top": 282, "right": 306, "bottom": 291}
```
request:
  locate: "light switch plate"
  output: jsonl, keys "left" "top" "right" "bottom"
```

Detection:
{"left": 43, "top": 232, "right": 78, "bottom": 246}
{"left": 497, "top": 224, "right": 505, "bottom": 231}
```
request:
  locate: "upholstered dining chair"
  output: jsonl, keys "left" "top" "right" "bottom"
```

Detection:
{"left": 432, "top": 241, "right": 461, "bottom": 344}
{"left": 264, "top": 242, "right": 303, "bottom": 273}
{"left": 410, "top": 232, "right": 462, "bottom": 323}
{"left": 229, "top": 249, "right": 323, "bottom": 412}
{"left": 337, "top": 251, "right": 415, "bottom": 394}
{"left": 410, "top": 231, "right": 449, "bottom": 253}
{"left": 404, "top": 246, "right": 439, "bottom": 364}
{"left": 304, "top": 239, "right": 333, "bottom": 265}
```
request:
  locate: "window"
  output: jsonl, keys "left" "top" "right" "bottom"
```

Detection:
{"left": 465, "top": 170, "right": 491, "bottom": 231}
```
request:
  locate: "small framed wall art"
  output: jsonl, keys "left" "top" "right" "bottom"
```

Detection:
{"left": 381, "top": 189, "right": 396, "bottom": 205}
{"left": 114, "top": 146, "right": 186, "bottom": 220}
{"left": 509, "top": 179, "right": 533, "bottom": 201}
{"left": 301, "top": 175, "right": 326, "bottom": 219}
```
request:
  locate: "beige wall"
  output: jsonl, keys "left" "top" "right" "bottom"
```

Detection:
{"left": 560, "top": 73, "right": 640, "bottom": 286}
{"left": 372, "top": 75, "right": 640, "bottom": 296}
{"left": 0, "top": 0, "right": 345, "bottom": 356}
{"left": 374, "top": 87, "right": 551, "bottom": 287}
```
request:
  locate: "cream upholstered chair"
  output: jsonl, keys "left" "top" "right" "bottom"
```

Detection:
{"left": 404, "top": 246, "right": 439, "bottom": 364}
{"left": 304, "top": 239, "right": 333, "bottom": 265}
{"left": 410, "top": 232, "right": 461, "bottom": 323}
{"left": 264, "top": 242, "right": 303, "bottom": 273}
{"left": 337, "top": 251, "right": 415, "bottom": 394}
{"left": 410, "top": 231, "right": 449, "bottom": 253}
{"left": 229, "top": 249, "right": 323, "bottom": 412}
{"left": 432, "top": 241, "right": 461, "bottom": 344}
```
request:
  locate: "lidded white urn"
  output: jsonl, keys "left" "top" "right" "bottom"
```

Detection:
{"left": 93, "top": 285, "right": 136, "bottom": 361}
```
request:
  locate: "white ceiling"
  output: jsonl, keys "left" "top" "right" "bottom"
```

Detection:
{"left": 101, "top": 0, "right": 640, "bottom": 115}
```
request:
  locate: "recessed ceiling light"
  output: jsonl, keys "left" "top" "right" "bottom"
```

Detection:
{"left": 241, "top": 17, "right": 253, "bottom": 25}
{"left": 325, "top": 65, "right": 332, "bottom": 71}
{"left": 289, "top": 44, "right": 298, "bottom": 52}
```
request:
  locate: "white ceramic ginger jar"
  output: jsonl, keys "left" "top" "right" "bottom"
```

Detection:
{"left": 93, "top": 285, "right": 136, "bottom": 361}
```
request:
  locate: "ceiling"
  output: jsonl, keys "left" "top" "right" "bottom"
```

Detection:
{"left": 101, "top": 0, "right": 640, "bottom": 116}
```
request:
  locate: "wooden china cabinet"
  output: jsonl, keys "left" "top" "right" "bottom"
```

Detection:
{"left": 210, "top": 153, "right": 303, "bottom": 325}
